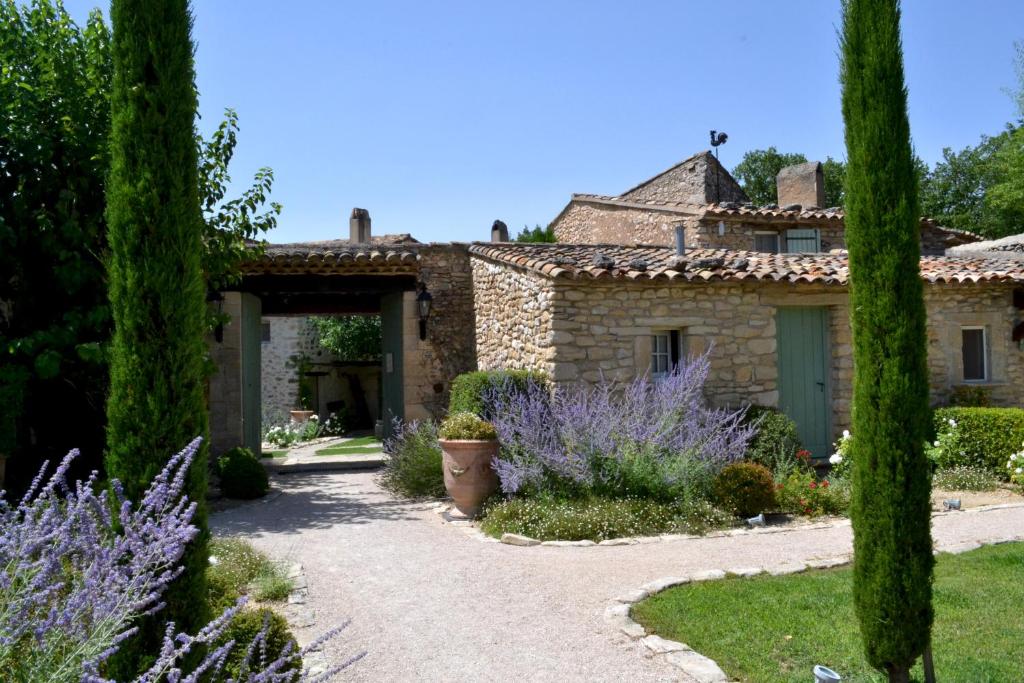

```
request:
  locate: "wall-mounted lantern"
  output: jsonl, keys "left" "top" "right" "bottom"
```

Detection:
{"left": 416, "top": 282, "right": 433, "bottom": 341}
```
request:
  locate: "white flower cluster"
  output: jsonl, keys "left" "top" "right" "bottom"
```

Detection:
{"left": 1008, "top": 443, "right": 1024, "bottom": 483}
{"left": 829, "top": 430, "right": 851, "bottom": 465}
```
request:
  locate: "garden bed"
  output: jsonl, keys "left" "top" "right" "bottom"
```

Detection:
{"left": 631, "top": 542, "right": 1024, "bottom": 683}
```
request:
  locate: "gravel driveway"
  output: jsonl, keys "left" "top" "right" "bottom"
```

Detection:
{"left": 211, "top": 471, "right": 1024, "bottom": 683}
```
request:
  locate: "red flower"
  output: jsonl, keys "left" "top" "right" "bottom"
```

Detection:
{"left": 797, "top": 449, "right": 812, "bottom": 460}
{"left": 821, "top": 480, "right": 830, "bottom": 488}
{"left": 809, "top": 481, "right": 817, "bottom": 490}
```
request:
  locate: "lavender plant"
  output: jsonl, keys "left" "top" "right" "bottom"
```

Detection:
{"left": 487, "top": 353, "right": 754, "bottom": 502}
{"left": 0, "top": 437, "right": 362, "bottom": 681}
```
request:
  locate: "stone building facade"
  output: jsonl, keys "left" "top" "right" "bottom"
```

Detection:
{"left": 550, "top": 152, "right": 977, "bottom": 255}
{"left": 469, "top": 243, "right": 1024, "bottom": 458}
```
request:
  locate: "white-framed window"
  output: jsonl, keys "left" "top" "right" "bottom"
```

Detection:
{"left": 961, "top": 326, "right": 988, "bottom": 382}
{"left": 785, "top": 228, "right": 821, "bottom": 253}
{"left": 650, "top": 330, "right": 682, "bottom": 378}
{"left": 754, "top": 231, "right": 781, "bottom": 253}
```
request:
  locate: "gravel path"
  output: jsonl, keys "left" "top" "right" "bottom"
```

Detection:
{"left": 211, "top": 471, "right": 1024, "bottom": 683}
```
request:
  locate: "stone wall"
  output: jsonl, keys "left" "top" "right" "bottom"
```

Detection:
{"left": 471, "top": 257, "right": 556, "bottom": 376}
{"left": 690, "top": 218, "right": 846, "bottom": 253}
{"left": 620, "top": 153, "right": 747, "bottom": 205}
{"left": 259, "top": 316, "right": 383, "bottom": 427}
{"left": 551, "top": 200, "right": 693, "bottom": 246}
{"left": 469, "top": 259, "right": 1024, "bottom": 448}
{"left": 403, "top": 244, "right": 478, "bottom": 420}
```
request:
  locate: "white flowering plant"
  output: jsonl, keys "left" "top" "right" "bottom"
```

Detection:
{"left": 925, "top": 417, "right": 968, "bottom": 470}
{"left": 828, "top": 430, "right": 852, "bottom": 480}
{"left": 1008, "top": 444, "right": 1024, "bottom": 487}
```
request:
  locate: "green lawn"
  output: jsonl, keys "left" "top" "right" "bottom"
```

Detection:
{"left": 261, "top": 449, "right": 288, "bottom": 459}
{"left": 632, "top": 542, "right": 1024, "bottom": 683}
{"left": 315, "top": 436, "right": 383, "bottom": 456}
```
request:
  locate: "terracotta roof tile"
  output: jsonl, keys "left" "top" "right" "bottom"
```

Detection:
{"left": 468, "top": 243, "right": 1024, "bottom": 286}
{"left": 245, "top": 240, "right": 420, "bottom": 275}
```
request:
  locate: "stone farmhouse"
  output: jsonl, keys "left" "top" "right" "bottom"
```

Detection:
{"left": 210, "top": 155, "right": 1024, "bottom": 462}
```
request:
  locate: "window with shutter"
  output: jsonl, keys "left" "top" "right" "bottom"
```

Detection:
{"left": 961, "top": 327, "right": 987, "bottom": 381}
{"left": 785, "top": 228, "right": 821, "bottom": 253}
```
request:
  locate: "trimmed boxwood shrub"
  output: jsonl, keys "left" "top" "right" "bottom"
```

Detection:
{"left": 933, "top": 407, "right": 1024, "bottom": 476}
{"left": 218, "top": 447, "right": 270, "bottom": 499}
{"left": 449, "top": 369, "right": 547, "bottom": 417}
{"left": 742, "top": 405, "right": 803, "bottom": 474}
{"left": 713, "top": 462, "right": 776, "bottom": 517}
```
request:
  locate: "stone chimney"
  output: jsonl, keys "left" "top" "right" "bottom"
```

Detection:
{"left": 491, "top": 219, "right": 509, "bottom": 242}
{"left": 776, "top": 161, "right": 825, "bottom": 209}
{"left": 349, "top": 208, "right": 371, "bottom": 243}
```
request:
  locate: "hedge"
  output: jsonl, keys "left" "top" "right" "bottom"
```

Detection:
{"left": 448, "top": 369, "right": 547, "bottom": 417}
{"left": 933, "top": 407, "right": 1024, "bottom": 475}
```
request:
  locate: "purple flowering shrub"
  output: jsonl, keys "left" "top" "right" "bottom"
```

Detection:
{"left": 0, "top": 437, "right": 363, "bottom": 682}
{"left": 487, "top": 353, "right": 754, "bottom": 502}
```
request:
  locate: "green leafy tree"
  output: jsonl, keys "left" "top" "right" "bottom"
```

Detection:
{"left": 104, "top": 0, "right": 210, "bottom": 672}
{"left": 515, "top": 223, "right": 557, "bottom": 243}
{"left": 732, "top": 147, "right": 808, "bottom": 205}
{"left": 840, "top": 1, "right": 934, "bottom": 681}
{"left": 920, "top": 127, "right": 1022, "bottom": 238}
{"left": 311, "top": 316, "right": 382, "bottom": 361}
{"left": 0, "top": 1, "right": 279, "bottom": 489}
{"left": 0, "top": 1, "right": 112, "bottom": 474}
{"left": 822, "top": 157, "right": 848, "bottom": 208}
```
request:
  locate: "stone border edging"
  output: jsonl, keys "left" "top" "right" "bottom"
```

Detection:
{"left": 280, "top": 562, "right": 331, "bottom": 676}
{"left": 604, "top": 528, "right": 1024, "bottom": 683}
{"left": 431, "top": 501, "right": 1024, "bottom": 548}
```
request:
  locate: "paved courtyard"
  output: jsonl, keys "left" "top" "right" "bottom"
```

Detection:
{"left": 211, "top": 471, "right": 1024, "bottom": 683}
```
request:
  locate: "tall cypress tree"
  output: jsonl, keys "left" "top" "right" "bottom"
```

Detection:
{"left": 840, "top": 1, "right": 934, "bottom": 681}
{"left": 105, "top": 0, "right": 209, "bottom": 670}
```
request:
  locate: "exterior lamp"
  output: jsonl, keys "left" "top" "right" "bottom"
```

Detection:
{"left": 416, "top": 283, "right": 432, "bottom": 341}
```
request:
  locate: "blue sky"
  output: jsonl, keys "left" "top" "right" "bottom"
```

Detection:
{"left": 60, "top": 1, "right": 1023, "bottom": 244}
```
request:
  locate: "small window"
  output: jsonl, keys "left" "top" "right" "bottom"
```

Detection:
{"left": 754, "top": 232, "right": 780, "bottom": 253}
{"left": 650, "top": 330, "right": 682, "bottom": 378}
{"left": 261, "top": 322, "right": 271, "bottom": 343}
{"left": 785, "top": 228, "right": 821, "bottom": 253}
{"left": 961, "top": 327, "right": 987, "bottom": 382}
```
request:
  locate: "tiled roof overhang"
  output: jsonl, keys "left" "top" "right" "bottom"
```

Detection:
{"left": 243, "top": 240, "right": 420, "bottom": 276}
{"left": 469, "top": 243, "right": 1024, "bottom": 286}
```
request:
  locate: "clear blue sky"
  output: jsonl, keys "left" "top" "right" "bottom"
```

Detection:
{"left": 60, "top": 1, "right": 1023, "bottom": 244}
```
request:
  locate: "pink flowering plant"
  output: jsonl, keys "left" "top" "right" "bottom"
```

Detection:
{"left": 0, "top": 438, "right": 362, "bottom": 682}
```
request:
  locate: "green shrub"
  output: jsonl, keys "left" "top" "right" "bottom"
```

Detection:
{"left": 933, "top": 465, "right": 1000, "bottom": 492}
{"left": 776, "top": 471, "right": 849, "bottom": 517}
{"left": 743, "top": 406, "right": 803, "bottom": 477}
{"left": 381, "top": 420, "right": 446, "bottom": 498}
{"left": 438, "top": 412, "right": 497, "bottom": 440}
{"left": 948, "top": 385, "right": 992, "bottom": 407}
{"left": 215, "top": 608, "right": 300, "bottom": 681}
{"left": 592, "top": 442, "right": 718, "bottom": 505}
{"left": 713, "top": 462, "right": 776, "bottom": 517}
{"left": 207, "top": 537, "right": 293, "bottom": 611}
{"left": 931, "top": 407, "right": 1024, "bottom": 476}
{"left": 480, "top": 495, "right": 732, "bottom": 542}
{"left": 449, "top": 369, "right": 547, "bottom": 417}
{"left": 218, "top": 447, "right": 270, "bottom": 499}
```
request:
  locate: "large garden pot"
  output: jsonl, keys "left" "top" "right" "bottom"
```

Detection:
{"left": 439, "top": 439, "right": 500, "bottom": 518}
{"left": 290, "top": 410, "right": 315, "bottom": 424}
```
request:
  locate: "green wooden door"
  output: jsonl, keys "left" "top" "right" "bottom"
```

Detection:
{"left": 379, "top": 293, "right": 404, "bottom": 439}
{"left": 776, "top": 307, "right": 831, "bottom": 460}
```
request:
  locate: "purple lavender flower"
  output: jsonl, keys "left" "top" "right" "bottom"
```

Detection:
{"left": 486, "top": 352, "right": 755, "bottom": 498}
{"left": 0, "top": 437, "right": 363, "bottom": 681}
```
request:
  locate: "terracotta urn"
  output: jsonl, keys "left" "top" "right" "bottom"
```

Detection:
{"left": 438, "top": 439, "right": 500, "bottom": 518}
{"left": 290, "top": 409, "right": 315, "bottom": 424}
